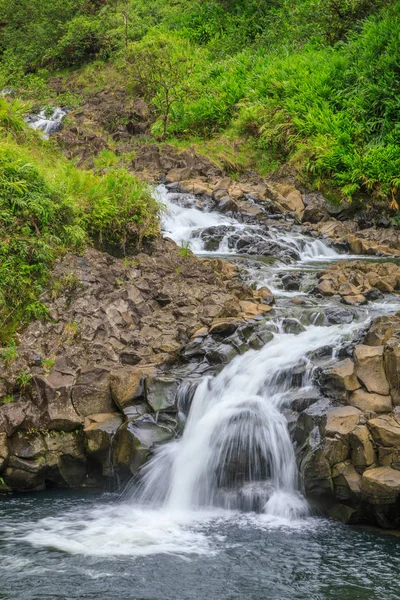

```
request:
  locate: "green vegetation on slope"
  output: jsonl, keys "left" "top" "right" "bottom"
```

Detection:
{"left": 1, "top": 0, "right": 399, "bottom": 207}
{"left": 0, "top": 0, "right": 399, "bottom": 336}
{"left": 0, "top": 97, "right": 158, "bottom": 341}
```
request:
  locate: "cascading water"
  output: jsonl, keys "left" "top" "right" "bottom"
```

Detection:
{"left": 25, "top": 107, "right": 67, "bottom": 137}
{"left": 127, "top": 185, "right": 361, "bottom": 519}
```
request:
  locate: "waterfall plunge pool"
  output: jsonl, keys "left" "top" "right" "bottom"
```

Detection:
{"left": 1, "top": 491, "right": 399, "bottom": 600}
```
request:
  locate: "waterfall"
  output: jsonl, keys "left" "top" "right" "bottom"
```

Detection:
{"left": 158, "top": 184, "right": 338, "bottom": 261}
{"left": 128, "top": 186, "right": 355, "bottom": 519}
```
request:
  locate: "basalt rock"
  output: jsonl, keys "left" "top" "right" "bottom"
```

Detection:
{"left": 0, "top": 238, "right": 272, "bottom": 493}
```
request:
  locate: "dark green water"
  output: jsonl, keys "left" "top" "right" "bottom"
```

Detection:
{"left": 0, "top": 492, "right": 399, "bottom": 600}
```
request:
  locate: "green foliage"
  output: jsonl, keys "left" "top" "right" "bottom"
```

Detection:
{"left": 0, "top": 98, "right": 159, "bottom": 341}
{"left": 126, "top": 32, "right": 198, "bottom": 137}
{"left": 0, "top": 341, "right": 17, "bottom": 364}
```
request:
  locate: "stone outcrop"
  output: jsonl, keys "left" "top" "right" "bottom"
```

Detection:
{"left": 0, "top": 239, "right": 274, "bottom": 492}
{"left": 315, "top": 261, "right": 400, "bottom": 303}
{"left": 297, "top": 314, "right": 400, "bottom": 527}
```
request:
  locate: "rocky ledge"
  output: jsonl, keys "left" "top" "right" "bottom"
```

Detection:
{"left": 315, "top": 261, "right": 400, "bottom": 305}
{"left": 296, "top": 313, "right": 400, "bottom": 528}
{"left": 0, "top": 239, "right": 273, "bottom": 492}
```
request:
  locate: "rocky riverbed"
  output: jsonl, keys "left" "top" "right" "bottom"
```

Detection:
{"left": 1, "top": 159, "right": 400, "bottom": 529}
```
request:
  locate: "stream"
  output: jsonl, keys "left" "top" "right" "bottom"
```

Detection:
{"left": 1, "top": 185, "right": 400, "bottom": 600}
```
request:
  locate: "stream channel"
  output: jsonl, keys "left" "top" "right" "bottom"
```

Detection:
{"left": 1, "top": 185, "right": 399, "bottom": 600}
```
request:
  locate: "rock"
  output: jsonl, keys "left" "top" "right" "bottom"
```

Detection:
{"left": 145, "top": 376, "right": 180, "bottom": 412}
{"left": 323, "top": 436, "right": 349, "bottom": 466}
{"left": 34, "top": 373, "right": 83, "bottom": 432}
{"left": 0, "top": 403, "right": 27, "bottom": 436}
{"left": 209, "top": 318, "right": 242, "bottom": 337}
{"left": 0, "top": 432, "right": 9, "bottom": 471}
{"left": 384, "top": 336, "right": 400, "bottom": 406}
{"left": 349, "top": 389, "right": 392, "bottom": 413}
{"left": 342, "top": 294, "right": 367, "bottom": 306}
{"left": 274, "top": 185, "right": 304, "bottom": 216}
{"left": 112, "top": 415, "right": 175, "bottom": 476}
{"left": 253, "top": 287, "right": 274, "bottom": 306}
{"left": 325, "top": 307, "right": 354, "bottom": 325}
{"left": 84, "top": 413, "right": 123, "bottom": 476}
{"left": 316, "top": 280, "right": 335, "bottom": 296}
{"left": 319, "top": 359, "right": 360, "bottom": 401}
{"left": 368, "top": 413, "right": 400, "bottom": 447}
{"left": 349, "top": 425, "right": 376, "bottom": 470}
{"left": 281, "top": 273, "right": 302, "bottom": 291}
{"left": 302, "top": 196, "right": 330, "bottom": 224}
{"left": 281, "top": 318, "right": 305, "bottom": 335}
{"left": 300, "top": 444, "right": 333, "bottom": 502}
{"left": 328, "top": 503, "right": 360, "bottom": 524}
{"left": 331, "top": 461, "right": 362, "bottom": 500}
{"left": 110, "top": 366, "right": 155, "bottom": 411}
{"left": 365, "top": 315, "right": 396, "bottom": 346}
{"left": 361, "top": 467, "right": 400, "bottom": 504}
{"left": 354, "top": 345, "right": 389, "bottom": 395}
{"left": 238, "top": 301, "right": 272, "bottom": 319}
{"left": 72, "top": 368, "right": 116, "bottom": 417}
{"left": 325, "top": 406, "right": 362, "bottom": 436}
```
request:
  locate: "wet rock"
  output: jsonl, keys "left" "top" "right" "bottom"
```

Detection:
{"left": 253, "top": 287, "right": 274, "bottom": 306}
{"left": 209, "top": 318, "right": 242, "bottom": 337}
{"left": 84, "top": 413, "right": 123, "bottom": 476}
{"left": 318, "top": 359, "right": 360, "bottom": 402}
{"left": 325, "top": 307, "right": 354, "bottom": 325}
{"left": 349, "top": 389, "right": 392, "bottom": 413}
{"left": 281, "top": 318, "right": 305, "bottom": 335}
{"left": 0, "top": 432, "right": 9, "bottom": 471}
{"left": 331, "top": 461, "right": 362, "bottom": 502}
{"left": 112, "top": 415, "right": 175, "bottom": 476}
{"left": 281, "top": 273, "right": 302, "bottom": 291}
{"left": 145, "top": 376, "right": 180, "bottom": 412}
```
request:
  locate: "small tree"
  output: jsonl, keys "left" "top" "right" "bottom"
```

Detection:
{"left": 126, "top": 33, "right": 195, "bottom": 138}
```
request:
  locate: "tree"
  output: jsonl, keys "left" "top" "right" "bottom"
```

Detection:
{"left": 126, "top": 33, "right": 195, "bottom": 138}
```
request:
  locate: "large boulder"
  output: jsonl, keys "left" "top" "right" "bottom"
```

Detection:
{"left": 110, "top": 365, "right": 155, "bottom": 411}
{"left": 349, "top": 389, "right": 392, "bottom": 413}
{"left": 354, "top": 345, "right": 389, "bottom": 395}
{"left": 112, "top": 415, "right": 175, "bottom": 477}
{"left": 319, "top": 360, "right": 360, "bottom": 402}
{"left": 368, "top": 412, "right": 400, "bottom": 447}
{"left": 34, "top": 373, "right": 82, "bottom": 431}
{"left": 361, "top": 467, "right": 400, "bottom": 504}
{"left": 325, "top": 406, "right": 362, "bottom": 436}
{"left": 72, "top": 367, "right": 116, "bottom": 416}
{"left": 384, "top": 335, "right": 400, "bottom": 406}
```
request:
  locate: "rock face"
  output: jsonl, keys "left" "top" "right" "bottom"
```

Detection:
{"left": 0, "top": 238, "right": 274, "bottom": 492}
{"left": 297, "top": 314, "right": 400, "bottom": 527}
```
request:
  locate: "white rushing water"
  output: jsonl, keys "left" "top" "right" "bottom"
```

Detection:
{"left": 158, "top": 184, "right": 338, "bottom": 261}
{"left": 25, "top": 107, "right": 67, "bottom": 137}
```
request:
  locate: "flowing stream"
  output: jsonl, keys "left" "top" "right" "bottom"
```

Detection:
{"left": 1, "top": 185, "right": 400, "bottom": 600}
